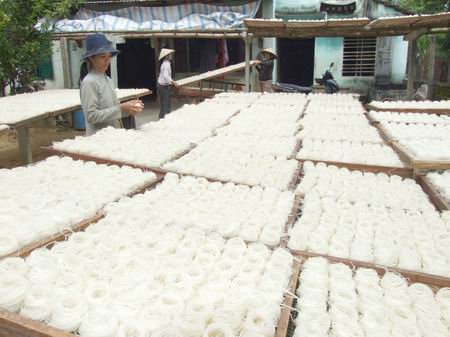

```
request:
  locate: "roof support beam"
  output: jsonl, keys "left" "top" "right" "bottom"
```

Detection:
{"left": 243, "top": 32, "right": 253, "bottom": 93}
{"left": 403, "top": 28, "right": 427, "bottom": 41}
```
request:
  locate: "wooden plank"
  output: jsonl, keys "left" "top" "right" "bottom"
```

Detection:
{"left": 0, "top": 310, "right": 76, "bottom": 337}
{"left": 404, "top": 28, "right": 427, "bottom": 41}
{"left": 42, "top": 147, "right": 170, "bottom": 176}
{"left": 291, "top": 250, "right": 450, "bottom": 288}
{"left": 365, "top": 15, "right": 424, "bottom": 30}
{"left": 365, "top": 112, "right": 380, "bottom": 125}
{"left": 326, "top": 18, "right": 371, "bottom": 28}
{"left": 177, "top": 87, "right": 226, "bottom": 98}
{"left": 244, "top": 19, "right": 285, "bottom": 28}
{"left": 275, "top": 259, "right": 301, "bottom": 337}
{"left": 173, "top": 61, "right": 259, "bottom": 87}
{"left": 296, "top": 159, "right": 413, "bottom": 178}
{"left": 412, "top": 159, "right": 450, "bottom": 170}
{"left": 366, "top": 105, "right": 450, "bottom": 114}
{"left": 388, "top": 140, "right": 450, "bottom": 170}
{"left": 286, "top": 20, "right": 327, "bottom": 29}
{"left": 289, "top": 139, "right": 302, "bottom": 160}
{"left": 373, "top": 123, "right": 395, "bottom": 144}
{"left": 416, "top": 174, "right": 450, "bottom": 211}
{"left": 411, "top": 12, "right": 450, "bottom": 28}
{"left": 289, "top": 162, "right": 303, "bottom": 189}
{"left": 280, "top": 195, "right": 303, "bottom": 249}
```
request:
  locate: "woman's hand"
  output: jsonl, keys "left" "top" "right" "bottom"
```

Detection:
{"left": 120, "top": 100, "right": 144, "bottom": 116}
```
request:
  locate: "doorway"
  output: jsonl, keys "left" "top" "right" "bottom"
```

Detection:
{"left": 117, "top": 39, "right": 156, "bottom": 98}
{"left": 278, "top": 38, "right": 315, "bottom": 87}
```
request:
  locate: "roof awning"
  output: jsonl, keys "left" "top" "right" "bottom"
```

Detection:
{"left": 245, "top": 12, "right": 450, "bottom": 38}
{"left": 53, "top": 0, "right": 261, "bottom": 33}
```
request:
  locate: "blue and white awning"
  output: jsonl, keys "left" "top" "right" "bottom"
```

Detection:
{"left": 54, "top": 1, "right": 261, "bottom": 32}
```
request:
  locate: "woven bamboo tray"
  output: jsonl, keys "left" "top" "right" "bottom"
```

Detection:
{"left": 0, "top": 245, "right": 301, "bottom": 337}
{"left": 282, "top": 253, "right": 450, "bottom": 337}
{"left": 296, "top": 158, "right": 413, "bottom": 178}
{"left": 43, "top": 146, "right": 192, "bottom": 176}
{"left": 290, "top": 250, "right": 450, "bottom": 288}
{"left": 0, "top": 177, "right": 163, "bottom": 260}
{"left": 416, "top": 174, "right": 450, "bottom": 211}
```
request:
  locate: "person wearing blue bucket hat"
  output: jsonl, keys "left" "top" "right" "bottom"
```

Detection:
{"left": 79, "top": 33, "right": 143, "bottom": 135}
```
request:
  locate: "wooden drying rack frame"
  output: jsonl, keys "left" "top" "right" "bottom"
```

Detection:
{"left": 0, "top": 176, "right": 164, "bottom": 261}
{"left": 366, "top": 105, "right": 450, "bottom": 115}
{"left": 1, "top": 244, "right": 302, "bottom": 337}
{"left": 374, "top": 123, "right": 450, "bottom": 170}
{"left": 279, "top": 252, "right": 450, "bottom": 337}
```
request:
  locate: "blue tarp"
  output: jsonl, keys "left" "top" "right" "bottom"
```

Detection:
{"left": 55, "top": 1, "right": 261, "bottom": 32}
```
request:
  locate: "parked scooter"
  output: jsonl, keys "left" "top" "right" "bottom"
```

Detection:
{"left": 315, "top": 62, "right": 339, "bottom": 94}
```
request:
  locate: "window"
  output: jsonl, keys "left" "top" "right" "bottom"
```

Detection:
{"left": 36, "top": 56, "right": 54, "bottom": 80}
{"left": 342, "top": 37, "right": 376, "bottom": 77}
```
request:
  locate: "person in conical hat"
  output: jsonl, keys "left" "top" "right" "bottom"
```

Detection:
{"left": 79, "top": 33, "right": 143, "bottom": 135}
{"left": 256, "top": 47, "right": 277, "bottom": 93}
{"left": 157, "top": 48, "right": 175, "bottom": 119}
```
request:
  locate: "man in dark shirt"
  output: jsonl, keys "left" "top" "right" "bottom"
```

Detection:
{"left": 256, "top": 48, "right": 277, "bottom": 93}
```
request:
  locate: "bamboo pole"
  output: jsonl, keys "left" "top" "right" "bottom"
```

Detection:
{"left": 407, "top": 38, "right": 417, "bottom": 99}
{"left": 60, "top": 37, "right": 72, "bottom": 89}
{"left": 244, "top": 33, "right": 251, "bottom": 93}
{"left": 427, "top": 36, "right": 436, "bottom": 99}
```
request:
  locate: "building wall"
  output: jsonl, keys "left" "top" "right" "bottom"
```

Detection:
{"left": 313, "top": 37, "right": 377, "bottom": 93}
{"left": 45, "top": 40, "right": 85, "bottom": 89}
{"left": 44, "top": 41, "right": 65, "bottom": 89}
{"left": 390, "top": 36, "right": 408, "bottom": 84}
{"left": 369, "top": 2, "right": 404, "bottom": 18}
{"left": 314, "top": 36, "right": 407, "bottom": 93}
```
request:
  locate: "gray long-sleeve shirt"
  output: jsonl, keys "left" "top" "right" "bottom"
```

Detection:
{"left": 80, "top": 70, "right": 122, "bottom": 135}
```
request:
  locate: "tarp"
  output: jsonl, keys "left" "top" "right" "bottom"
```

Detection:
{"left": 54, "top": 1, "right": 261, "bottom": 32}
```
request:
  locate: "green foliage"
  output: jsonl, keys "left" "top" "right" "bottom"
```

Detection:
{"left": 399, "top": 0, "right": 449, "bottom": 13}
{"left": 398, "top": 0, "right": 450, "bottom": 62}
{"left": 0, "top": 0, "right": 84, "bottom": 95}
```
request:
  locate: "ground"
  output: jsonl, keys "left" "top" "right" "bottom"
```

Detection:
{"left": 0, "top": 96, "right": 188, "bottom": 169}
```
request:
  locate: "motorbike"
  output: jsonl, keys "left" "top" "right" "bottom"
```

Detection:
{"left": 271, "top": 82, "right": 312, "bottom": 94}
{"left": 315, "top": 62, "right": 339, "bottom": 94}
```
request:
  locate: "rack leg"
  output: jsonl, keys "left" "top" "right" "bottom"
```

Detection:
{"left": 18, "top": 126, "right": 32, "bottom": 164}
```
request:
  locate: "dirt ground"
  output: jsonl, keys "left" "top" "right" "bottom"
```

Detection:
{"left": 0, "top": 126, "right": 84, "bottom": 169}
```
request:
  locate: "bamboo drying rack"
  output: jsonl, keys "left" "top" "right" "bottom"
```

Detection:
{"left": 416, "top": 174, "right": 450, "bottom": 211}
{"left": 365, "top": 105, "right": 450, "bottom": 115}
{"left": 296, "top": 158, "right": 413, "bottom": 178}
{"left": 282, "top": 253, "right": 450, "bottom": 337}
{"left": 0, "top": 176, "right": 164, "bottom": 261}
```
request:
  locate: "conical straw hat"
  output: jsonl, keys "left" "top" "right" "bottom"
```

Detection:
{"left": 159, "top": 48, "right": 175, "bottom": 61}
{"left": 261, "top": 48, "right": 277, "bottom": 58}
